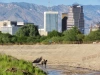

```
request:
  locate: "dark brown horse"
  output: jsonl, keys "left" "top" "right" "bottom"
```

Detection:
{"left": 32, "top": 57, "right": 42, "bottom": 63}
{"left": 41, "top": 59, "right": 47, "bottom": 68}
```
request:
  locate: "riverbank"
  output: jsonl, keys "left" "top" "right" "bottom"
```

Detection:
{"left": 0, "top": 54, "right": 46, "bottom": 75}
{"left": 0, "top": 44, "right": 100, "bottom": 72}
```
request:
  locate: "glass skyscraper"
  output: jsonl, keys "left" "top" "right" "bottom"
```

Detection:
{"left": 44, "top": 11, "right": 58, "bottom": 32}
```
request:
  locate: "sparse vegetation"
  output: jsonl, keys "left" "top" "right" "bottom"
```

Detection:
{"left": 0, "top": 54, "right": 46, "bottom": 75}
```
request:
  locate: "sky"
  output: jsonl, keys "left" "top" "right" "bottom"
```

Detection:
{"left": 0, "top": 0, "right": 100, "bottom": 6}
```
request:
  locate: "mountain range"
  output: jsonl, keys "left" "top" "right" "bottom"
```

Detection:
{"left": 0, "top": 2, "right": 100, "bottom": 34}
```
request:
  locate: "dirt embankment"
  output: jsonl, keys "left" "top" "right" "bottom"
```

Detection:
{"left": 0, "top": 44, "right": 100, "bottom": 71}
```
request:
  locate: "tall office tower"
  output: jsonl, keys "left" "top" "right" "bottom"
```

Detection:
{"left": 62, "top": 13, "right": 68, "bottom": 32}
{"left": 44, "top": 11, "right": 58, "bottom": 32}
{"left": 67, "top": 4, "right": 84, "bottom": 34}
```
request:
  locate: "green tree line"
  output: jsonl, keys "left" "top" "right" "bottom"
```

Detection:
{"left": 0, "top": 23, "right": 100, "bottom": 45}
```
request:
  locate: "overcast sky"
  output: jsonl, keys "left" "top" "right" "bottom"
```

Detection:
{"left": 0, "top": 0, "right": 100, "bottom": 6}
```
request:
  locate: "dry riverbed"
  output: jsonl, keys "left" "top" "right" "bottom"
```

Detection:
{"left": 0, "top": 44, "right": 100, "bottom": 75}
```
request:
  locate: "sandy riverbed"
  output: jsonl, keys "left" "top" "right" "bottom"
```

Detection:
{"left": 0, "top": 44, "right": 100, "bottom": 72}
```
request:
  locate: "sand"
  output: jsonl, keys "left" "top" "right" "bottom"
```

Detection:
{"left": 0, "top": 44, "right": 100, "bottom": 71}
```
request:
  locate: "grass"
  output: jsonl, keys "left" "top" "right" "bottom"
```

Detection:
{"left": 0, "top": 54, "right": 46, "bottom": 75}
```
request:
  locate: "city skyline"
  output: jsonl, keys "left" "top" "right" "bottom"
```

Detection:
{"left": 0, "top": 0, "right": 100, "bottom": 6}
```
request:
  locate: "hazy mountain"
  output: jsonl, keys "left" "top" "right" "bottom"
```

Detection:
{"left": 0, "top": 2, "right": 100, "bottom": 34}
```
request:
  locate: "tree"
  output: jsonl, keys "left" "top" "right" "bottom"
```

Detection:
{"left": 16, "top": 24, "right": 40, "bottom": 37}
{"left": 11, "top": 35, "right": 17, "bottom": 43}
{"left": 48, "top": 30, "right": 62, "bottom": 38}
{"left": 76, "top": 34, "right": 84, "bottom": 43}
{"left": 63, "top": 27, "right": 83, "bottom": 42}
{"left": 39, "top": 36, "right": 48, "bottom": 42}
{"left": 84, "top": 30, "right": 100, "bottom": 41}
{"left": 27, "top": 36, "right": 40, "bottom": 43}
{"left": 16, "top": 36, "right": 27, "bottom": 44}
{"left": 50, "top": 37, "right": 63, "bottom": 43}
{"left": 0, "top": 33, "right": 12, "bottom": 43}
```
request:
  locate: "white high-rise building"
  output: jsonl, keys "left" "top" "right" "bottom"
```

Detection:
{"left": 44, "top": 11, "right": 58, "bottom": 32}
{"left": 67, "top": 4, "right": 84, "bottom": 34}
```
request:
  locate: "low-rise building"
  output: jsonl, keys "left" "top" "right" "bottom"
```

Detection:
{"left": 17, "top": 22, "right": 24, "bottom": 26}
{"left": 38, "top": 29, "right": 48, "bottom": 36}
{"left": 0, "top": 20, "right": 24, "bottom": 35}
{"left": 90, "top": 22, "right": 100, "bottom": 32}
